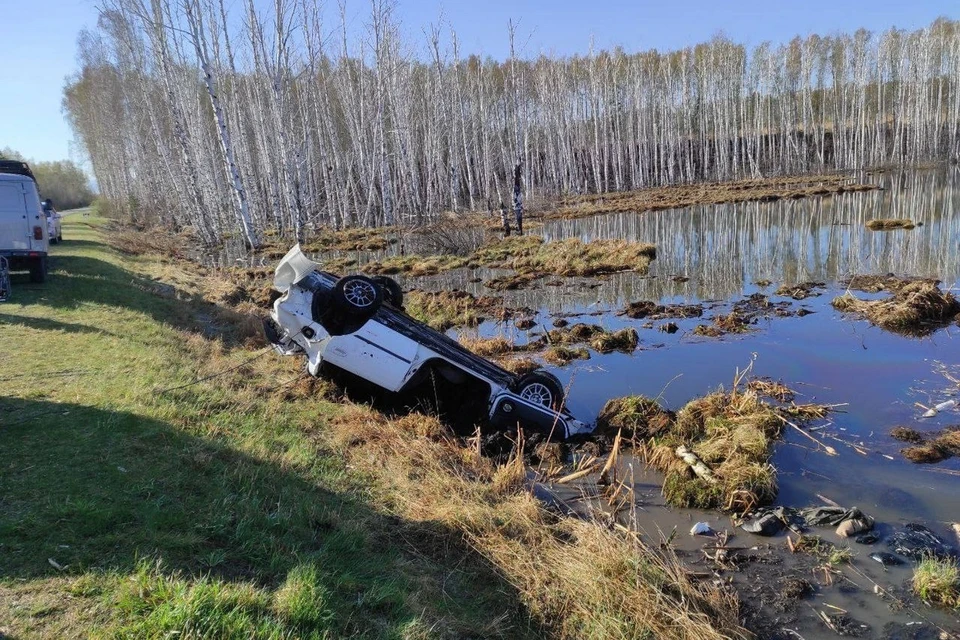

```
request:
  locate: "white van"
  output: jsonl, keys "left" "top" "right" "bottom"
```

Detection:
{"left": 0, "top": 161, "right": 49, "bottom": 283}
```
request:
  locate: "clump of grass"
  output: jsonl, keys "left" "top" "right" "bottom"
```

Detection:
{"left": 890, "top": 426, "right": 925, "bottom": 444}
{"left": 404, "top": 289, "right": 504, "bottom": 330}
{"left": 891, "top": 427, "right": 960, "bottom": 464}
{"left": 747, "top": 379, "right": 796, "bottom": 403}
{"left": 543, "top": 346, "right": 590, "bottom": 366}
{"left": 913, "top": 556, "right": 960, "bottom": 608}
{"left": 364, "top": 254, "right": 469, "bottom": 277}
{"left": 545, "top": 323, "right": 637, "bottom": 353}
{"left": 494, "top": 357, "right": 540, "bottom": 376}
{"left": 775, "top": 282, "right": 825, "bottom": 300}
{"left": 458, "top": 335, "right": 516, "bottom": 357}
{"left": 476, "top": 236, "right": 657, "bottom": 277}
{"left": 901, "top": 443, "right": 950, "bottom": 463}
{"left": 637, "top": 387, "right": 797, "bottom": 511}
{"left": 596, "top": 396, "right": 674, "bottom": 438}
{"left": 590, "top": 328, "right": 639, "bottom": 353}
{"left": 865, "top": 218, "right": 917, "bottom": 230}
{"left": 621, "top": 300, "right": 703, "bottom": 320}
{"left": 832, "top": 280, "right": 960, "bottom": 336}
{"left": 303, "top": 225, "right": 398, "bottom": 252}
{"left": 484, "top": 272, "right": 541, "bottom": 291}
{"left": 693, "top": 312, "right": 751, "bottom": 337}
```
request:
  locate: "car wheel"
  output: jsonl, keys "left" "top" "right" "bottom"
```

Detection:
{"left": 373, "top": 275, "right": 403, "bottom": 308}
{"left": 514, "top": 371, "right": 565, "bottom": 410}
{"left": 29, "top": 256, "right": 47, "bottom": 283}
{"left": 332, "top": 274, "right": 383, "bottom": 317}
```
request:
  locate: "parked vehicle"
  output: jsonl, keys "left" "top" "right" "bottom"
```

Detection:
{"left": 0, "top": 161, "right": 48, "bottom": 283}
{"left": 42, "top": 200, "right": 62, "bottom": 244}
{"left": 265, "top": 245, "right": 591, "bottom": 439}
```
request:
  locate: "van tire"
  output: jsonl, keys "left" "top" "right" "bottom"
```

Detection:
{"left": 29, "top": 256, "right": 47, "bottom": 283}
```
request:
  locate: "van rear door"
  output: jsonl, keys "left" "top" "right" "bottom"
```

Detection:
{"left": 0, "top": 181, "right": 30, "bottom": 252}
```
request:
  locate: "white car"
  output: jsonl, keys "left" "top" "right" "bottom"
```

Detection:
{"left": 0, "top": 161, "right": 49, "bottom": 282}
{"left": 265, "top": 245, "right": 591, "bottom": 439}
{"left": 42, "top": 200, "right": 62, "bottom": 244}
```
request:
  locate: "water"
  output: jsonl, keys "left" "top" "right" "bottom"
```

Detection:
{"left": 405, "top": 168, "right": 960, "bottom": 530}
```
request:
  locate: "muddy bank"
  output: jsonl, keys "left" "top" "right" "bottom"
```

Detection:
{"left": 548, "top": 173, "right": 880, "bottom": 220}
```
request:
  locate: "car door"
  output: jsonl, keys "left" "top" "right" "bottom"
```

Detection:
{"left": 323, "top": 319, "right": 421, "bottom": 392}
{"left": 0, "top": 182, "right": 29, "bottom": 251}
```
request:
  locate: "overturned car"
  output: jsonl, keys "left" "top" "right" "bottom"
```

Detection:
{"left": 264, "top": 245, "right": 591, "bottom": 439}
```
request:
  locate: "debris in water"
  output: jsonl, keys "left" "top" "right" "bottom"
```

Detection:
{"left": 837, "top": 515, "right": 875, "bottom": 538}
{"left": 921, "top": 399, "right": 958, "bottom": 418}
{"left": 869, "top": 552, "right": 904, "bottom": 566}
{"left": 690, "top": 522, "right": 716, "bottom": 537}
{"left": 741, "top": 512, "right": 784, "bottom": 536}
{"left": 888, "top": 523, "right": 958, "bottom": 561}
{"left": 855, "top": 533, "right": 879, "bottom": 545}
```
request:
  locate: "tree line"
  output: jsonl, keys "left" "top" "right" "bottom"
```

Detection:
{"left": 63, "top": 2, "right": 960, "bottom": 247}
{"left": 0, "top": 148, "right": 96, "bottom": 211}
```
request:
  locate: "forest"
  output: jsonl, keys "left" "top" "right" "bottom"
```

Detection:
{"left": 64, "top": 1, "right": 960, "bottom": 247}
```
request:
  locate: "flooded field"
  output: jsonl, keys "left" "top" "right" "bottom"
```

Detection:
{"left": 216, "top": 168, "right": 959, "bottom": 637}
{"left": 403, "top": 168, "right": 960, "bottom": 637}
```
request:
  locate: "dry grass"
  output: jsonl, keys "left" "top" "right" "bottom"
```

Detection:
{"left": 895, "top": 427, "right": 960, "bottom": 464}
{"left": 493, "top": 357, "right": 540, "bottom": 376}
{"left": 302, "top": 225, "right": 399, "bottom": 252}
{"left": 629, "top": 386, "right": 822, "bottom": 512}
{"left": 865, "top": 218, "right": 917, "bottom": 230}
{"left": 747, "top": 379, "right": 795, "bottom": 403}
{"left": 457, "top": 335, "right": 517, "bottom": 357}
{"left": 550, "top": 174, "right": 879, "bottom": 220}
{"left": 545, "top": 323, "right": 638, "bottom": 354}
{"left": 325, "top": 405, "right": 748, "bottom": 639}
{"left": 595, "top": 396, "right": 674, "bottom": 438}
{"left": 334, "top": 235, "right": 656, "bottom": 283}
{"left": 543, "top": 346, "right": 590, "bottom": 366}
{"left": 479, "top": 237, "right": 657, "bottom": 278}
{"left": 404, "top": 289, "right": 507, "bottom": 331}
{"left": 832, "top": 280, "right": 960, "bottom": 336}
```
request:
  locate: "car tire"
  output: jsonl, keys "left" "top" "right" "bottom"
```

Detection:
{"left": 29, "top": 256, "right": 47, "bottom": 283}
{"left": 373, "top": 275, "right": 403, "bottom": 308}
{"left": 514, "top": 370, "right": 565, "bottom": 411}
{"left": 332, "top": 274, "right": 383, "bottom": 317}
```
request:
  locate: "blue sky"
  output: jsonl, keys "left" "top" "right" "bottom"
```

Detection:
{"left": 0, "top": 0, "right": 956, "bottom": 164}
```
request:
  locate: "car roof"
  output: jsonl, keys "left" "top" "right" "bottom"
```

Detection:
{"left": 0, "top": 172, "right": 37, "bottom": 183}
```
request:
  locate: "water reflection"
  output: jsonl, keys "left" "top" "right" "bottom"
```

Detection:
{"left": 542, "top": 168, "right": 960, "bottom": 302}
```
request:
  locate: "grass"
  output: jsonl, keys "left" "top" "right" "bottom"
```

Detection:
{"left": 0, "top": 216, "right": 534, "bottom": 638}
{"left": 913, "top": 556, "right": 960, "bottom": 608}
{"left": 629, "top": 386, "right": 820, "bottom": 511}
{"left": 865, "top": 218, "right": 917, "bottom": 230}
{"left": 832, "top": 279, "right": 960, "bottom": 336}
{"left": 322, "top": 235, "right": 657, "bottom": 283}
{"left": 403, "top": 289, "right": 505, "bottom": 331}
{"left": 551, "top": 173, "right": 879, "bottom": 219}
{"left": 0, "top": 215, "right": 746, "bottom": 638}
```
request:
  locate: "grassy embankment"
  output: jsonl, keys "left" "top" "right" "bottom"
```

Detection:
{"left": 0, "top": 214, "right": 745, "bottom": 638}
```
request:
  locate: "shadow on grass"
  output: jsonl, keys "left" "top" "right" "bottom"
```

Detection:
{"left": 0, "top": 313, "right": 114, "bottom": 337}
{"left": 0, "top": 397, "right": 534, "bottom": 637}
{"left": 8, "top": 253, "right": 260, "bottom": 348}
